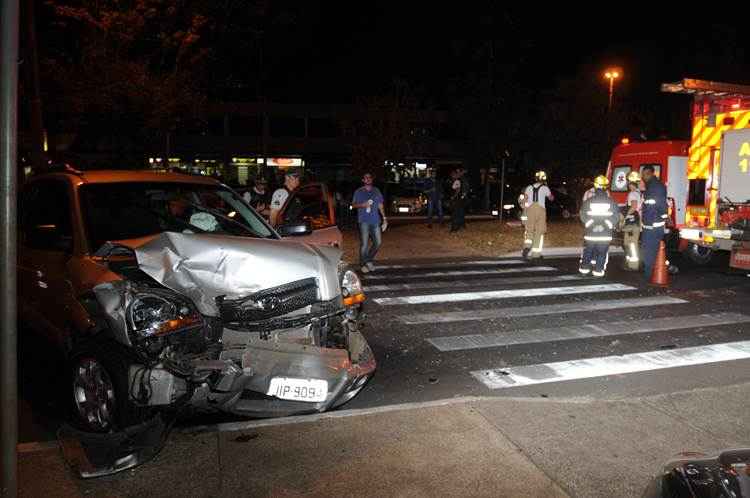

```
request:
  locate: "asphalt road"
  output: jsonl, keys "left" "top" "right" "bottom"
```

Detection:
{"left": 18, "top": 249, "right": 750, "bottom": 442}
{"left": 345, "top": 251, "right": 750, "bottom": 409}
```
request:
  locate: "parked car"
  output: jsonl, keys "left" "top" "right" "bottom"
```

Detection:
{"left": 274, "top": 181, "right": 343, "bottom": 247}
{"left": 18, "top": 169, "right": 375, "bottom": 438}
{"left": 388, "top": 186, "right": 428, "bottom": 215}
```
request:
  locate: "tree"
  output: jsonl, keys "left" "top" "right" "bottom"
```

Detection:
{"left": 350, "top": 79, "right": 421, "bottom": 180}
{"left": 40, "top": 0, "right": 214, "bottom": 161}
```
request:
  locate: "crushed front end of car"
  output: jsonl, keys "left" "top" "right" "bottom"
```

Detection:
{"left": 65, "top": 232, "right": 375, "bottom": 477}
{"left": 93, "top": 232, "right": 375, "bottom": 420}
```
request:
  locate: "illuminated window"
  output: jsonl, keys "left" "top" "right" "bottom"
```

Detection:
{"left": 610, "top": 165, "right": 631, "bottom": 192}
{"left": 640, "top": 164, "right": 662, "bottom": 179}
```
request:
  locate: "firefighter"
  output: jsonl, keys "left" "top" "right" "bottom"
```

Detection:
{"left": 522, "top": 170, "right": 554, "bottom": 260}
{"left": 579, "top": 175, "right": 619, "bottom": 277}
{"left": 622, "top": 171, "right": 642, "bottom": 271}
{"left": 640, "top": 164, "right": 669, "bottom": 279}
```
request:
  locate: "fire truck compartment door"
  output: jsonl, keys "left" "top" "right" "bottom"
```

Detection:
{"left": 719, "top": 129, "right": 750, "bottom": 203}
{"left": 666, "top": 155, "right": 688, "bottom": 226}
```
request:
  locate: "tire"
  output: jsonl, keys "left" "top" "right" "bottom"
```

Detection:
{"left": 68, "top": 339, "right": 151, "bottom": 433}
{"left": 684, "top": 242, "right": 714, "bottom": 266}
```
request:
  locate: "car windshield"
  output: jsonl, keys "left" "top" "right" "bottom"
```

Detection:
{"left": 79, "top": 181, "right": 275, "bottom": 252}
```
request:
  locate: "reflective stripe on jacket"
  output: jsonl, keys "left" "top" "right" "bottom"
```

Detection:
{"left": 580, "top": 190, "right": 619, "bottom": 243}
{"left": 642, "top": 178, "right": 668, "bottom": 228}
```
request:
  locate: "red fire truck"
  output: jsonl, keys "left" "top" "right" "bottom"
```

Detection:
{"left": 606, "top": 79, "right": 750, "bottom": 270}
{"left": 606, "top": 139, "right": 693, "bottom": 267}
{"left": 607, "top": 138, "right": 690, "bottom": 225}
{"left": 661, "top": 79, "right": 750, "bottom": 270}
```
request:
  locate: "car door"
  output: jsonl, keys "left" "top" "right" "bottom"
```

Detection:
{"left": 278, "top": 183, "right": 343, "bottom": 248}
{"left": 17, "top": 178, "right": 76, "bottom": 346}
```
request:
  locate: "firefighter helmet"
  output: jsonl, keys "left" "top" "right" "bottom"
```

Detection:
{"left": 626, "top": 171, "right": 641, "bottom": 184}
{"left": 534, "top": 170, "right": 547, "bottom": 182}
{"left": 593, "top": 175, "right": 610, "bottom": 189}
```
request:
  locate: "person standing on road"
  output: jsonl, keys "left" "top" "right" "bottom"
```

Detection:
{"left": 579, "top": 175, "right": 619, "bottom": 277}
{"left": 351, "top": 172, "right": 387, "bottom": 274}
{"left": 622, "top": 171, "right": 642, "bottom": 271}
{"left": 269, "top": 168, "right": 303, "bottom": 226}
{"left": 425, "top": 170, "right": 444, "bottom": 228}
{"left": 449, "top": 169, "right": 468, "bottom": 232}
{"left": 245, "top": 177, "right": 270, "bottom": 217}
{"left": 522, "top": 170, "right": 554, "bottom": 260}
{"left": 640, "top": 165, "right": 669, "bottom": 280}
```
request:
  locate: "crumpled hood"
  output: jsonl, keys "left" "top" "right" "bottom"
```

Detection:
{"left": 114, "top": 232, "right": 342, "bottom": 316}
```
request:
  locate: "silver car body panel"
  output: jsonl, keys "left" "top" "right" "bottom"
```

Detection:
{"left": 122, "top": 231, "right": 342, "bottom": 316}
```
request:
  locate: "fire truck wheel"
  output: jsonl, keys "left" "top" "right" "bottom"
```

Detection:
{"left": 685, "top": 243, "right": 714, "bottom": 266}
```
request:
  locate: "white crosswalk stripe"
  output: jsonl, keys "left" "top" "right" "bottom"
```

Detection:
{"left": 427, "top": 312, "right": 750, "bottom": 351}
{"left": 399, "top": 296, "right": 687, "bottom": 325}
{"left": 365, "top": 257, "right": 750, "bottom": 394}
{"left": 374, "top": 283, "right": 635, "bottom": 306}
{"left": 364, "top": 266, "right": 557, "bottom": 281}
{"left": 373, "top": 259, "right": 524, "bottom": 270}
{"left": 365, "top": 274, "right": 583, "bottom": 293}
{"left": 471, "top": 340, "right": 750, "bottom": 389}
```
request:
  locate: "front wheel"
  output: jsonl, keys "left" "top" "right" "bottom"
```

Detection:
{"left": 69, "top": 340, "right": 151, "bottom": 433}
{"left": 684, "top": 242, "right": 714, "bottom": 266}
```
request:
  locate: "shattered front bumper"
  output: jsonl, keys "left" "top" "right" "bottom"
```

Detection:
{"left": 175, "top": 324, "right": 376, "bottom": 418}
{"left": 228, "top": 328, "right": 376, "bottom": 417}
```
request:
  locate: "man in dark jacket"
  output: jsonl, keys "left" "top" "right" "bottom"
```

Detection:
{"left": 449, "top": 169, "right": 468, "bottom": 232}
{"left": 640, "top": 165, "right": 669, "bottom": 279}
{"left": 579, "top": 175, "right": 620, "bottom": 277}
{"left": 425, "top": 170, "right": 444, "bottom": 227}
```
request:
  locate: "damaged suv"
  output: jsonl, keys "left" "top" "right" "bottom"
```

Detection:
{"left": 18, "top": 169, "right": 375, "bottom": 434}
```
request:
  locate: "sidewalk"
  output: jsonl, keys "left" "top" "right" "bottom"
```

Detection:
{"left": 341, "top": 220, "right": 583, "bottom": 264}
{"left": 18, "top": 382, "right": 750, "bottom": 497}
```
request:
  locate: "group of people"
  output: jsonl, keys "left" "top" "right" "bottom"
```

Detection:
{"left": 352, "top": 167, "right": 471, "bottom": 274}
{"left": 520, "top": 166, "right": 668, "bottom": 280}
{"left": 243, "top": 165, "right": 669, "bottom": 282}
{"left": 422, "top": 168, "right": 469, "bottom": 232}
{"left": 239, "top": 167, "right": 304, "bottom": 227}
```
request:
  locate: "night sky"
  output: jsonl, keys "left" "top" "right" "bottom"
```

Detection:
{"left": 260, "top": 3, "right": 750, "bottom": 110}
{"left": 30, "top": 1, "right": 750, "bottom": 148}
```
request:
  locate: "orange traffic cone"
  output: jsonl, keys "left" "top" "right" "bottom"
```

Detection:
{"left": 650, "top": 240, "right": 670, "bottom": 287}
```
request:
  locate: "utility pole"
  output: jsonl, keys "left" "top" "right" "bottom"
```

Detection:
{"left": 498, "top": 150, "right": 508, "bottom": 223}
{"left": 1, "top": 0, "right": 20, "bottom": 496}
{"left": 23, "top": 0, "right": 45, "bottom": 174}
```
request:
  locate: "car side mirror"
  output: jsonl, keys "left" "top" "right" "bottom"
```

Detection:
{"left": 277, "top": 221, "right": 313, "bottom": 237}
{"left": 27, "top": 224, "right": 73, "bottom": 252}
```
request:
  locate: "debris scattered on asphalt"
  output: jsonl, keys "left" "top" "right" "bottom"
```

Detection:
{"left": 234, "top": 433, "right": 260, "bottom": 443}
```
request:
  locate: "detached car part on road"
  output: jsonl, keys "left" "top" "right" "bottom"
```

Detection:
{"left": 643, "top": 448, "right": 750, "bottom": 497}
{"left": 18, "top": 170, "right": 375, "bottom": 457}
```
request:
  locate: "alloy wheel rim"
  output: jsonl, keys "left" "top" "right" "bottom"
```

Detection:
{"left": 72, "top": 358, "right": 116, "bottom": 431}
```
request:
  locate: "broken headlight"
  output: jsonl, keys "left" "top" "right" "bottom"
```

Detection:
{"left": 127, "top": 290, "right": 203, "bottom": 339}
{"left": 341, "top": 270, "right": 366, "bottom": 307}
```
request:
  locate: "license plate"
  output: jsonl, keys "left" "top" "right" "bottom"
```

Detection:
{"left": 267, "top": 378, "right": 328, "bottom": 403}
{"left": 398, "top": 207, "right": 410, "bottom": 213}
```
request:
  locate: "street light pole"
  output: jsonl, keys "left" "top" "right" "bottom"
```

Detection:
{"left": 1, "top": 0, "right": 20, "bottom": 496}
{"left": 604, "top": 68, "right": 621, "bottom": 112}
{"left": 498, "top": 150, "right": 509, "bottom": 223}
